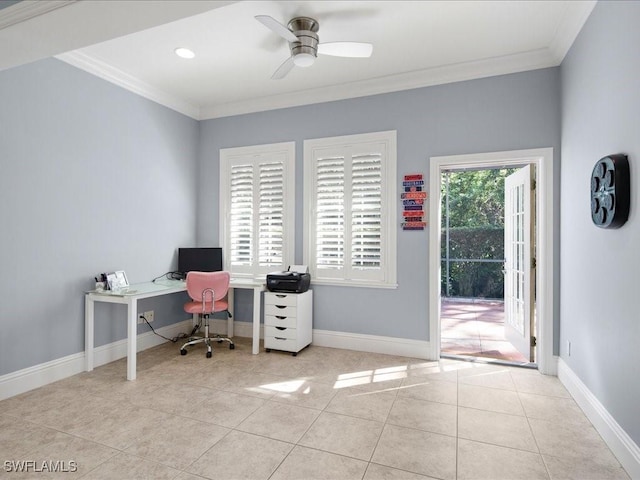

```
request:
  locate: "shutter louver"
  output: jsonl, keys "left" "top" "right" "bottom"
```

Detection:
{"left": 316, "top": 156, "right": 345, "bottom": 269}
{"left": 351, "top": 154, "right": 382, "bottom": 270}
{"left": 229, "top": 164, "right": 253, "bottom": 266}
{"left": 258, "top": 162, "right": 284, "bottom": 266}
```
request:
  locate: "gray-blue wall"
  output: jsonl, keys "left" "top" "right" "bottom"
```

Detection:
{"left": 560, "top": 1, "right": 640, "bottom": 445}
{"left": 0, "top": 57, "right": 562, "bottom": 378}
{"left": 0, "top": 1, "right": 21, "bottom": 11}
{"left": 3, "top": 0, "right": 638, "bottom": 458}
{"left": 197, "top": 68, "right": 561, "bottom": 343}
{"left": 0, "top": 58, "right": 198, "bottom": 375}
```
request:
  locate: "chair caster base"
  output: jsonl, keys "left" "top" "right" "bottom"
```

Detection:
{"left": 180, "top": 349, "right": 187, "bottom": 356}
{"left": 230, "top": 343, "right": 235, "bottom": 350}
{"left": 206, "top": 351, "right": 212, "bottom": 358}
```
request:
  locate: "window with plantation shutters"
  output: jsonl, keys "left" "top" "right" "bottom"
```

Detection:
{"left": 304, "top": 131, "right": 397, "bottom": 287}
{"left": 220, "top": 142, "right": 294, "bottom": 278}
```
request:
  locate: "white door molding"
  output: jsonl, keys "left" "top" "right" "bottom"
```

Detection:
{"left": 428, "top": 148, "right": 556, "bottom": 375}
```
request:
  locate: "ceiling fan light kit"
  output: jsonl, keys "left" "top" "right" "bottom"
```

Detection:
{"left": 255, "top": 14, "right": 373, "bottom": 79}
{"left": 289, "top": 16, "right": 319, "bottom": 67}
{"left": 294, "top": 53, "right": 315, "bottom": 67}
{"left": 174, "top": 47, "right": 195, "bottom": 59}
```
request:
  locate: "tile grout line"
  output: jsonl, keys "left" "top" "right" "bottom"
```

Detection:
{"left": 2, "top": 341, "right": 627, "bottom": 480}
{"left": 512, "top": 370, "right": 552, "bottom": 480}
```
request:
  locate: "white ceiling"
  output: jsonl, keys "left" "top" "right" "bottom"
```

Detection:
{"left": 1, "top": 0, "right": 596, "bottom": 120}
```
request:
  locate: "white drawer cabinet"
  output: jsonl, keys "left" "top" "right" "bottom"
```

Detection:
{"left": 264, "top": 290, "right": 312, "bottom": 356}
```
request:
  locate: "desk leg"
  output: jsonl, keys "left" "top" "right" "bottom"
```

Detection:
{"left": 227, "top": 288, "right": 234, "bottom": 338}
{"left": 127, "top": 299, "right": 137, "bottom": 381}
{"left": 252, "top": 287, "right": 261, "bottom": 355}
{"left": 85, "top": 296, "right": 94, "bottom": 372}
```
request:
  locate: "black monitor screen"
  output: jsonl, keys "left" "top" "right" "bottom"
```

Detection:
{"left": 178, "top": 247, "right": 223, "bottom": 275}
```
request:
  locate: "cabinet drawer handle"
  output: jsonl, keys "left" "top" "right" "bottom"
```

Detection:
{"left": 276, "top": 326, "right": 286, "bottom": 331}
{"left": 276, "top": 294, "right": 287, "bottom": 298}
{"left": 275, "top": 337, "right": 286, "bottom": 340}
{"left": 276, "top": 315, "right": 287, "bottom": 320}
{"left": 275, "top": 305, "right": 286, "bottom": 309}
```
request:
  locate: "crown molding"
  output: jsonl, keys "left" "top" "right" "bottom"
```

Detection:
{"left": 4, "top": 1, "right": 594, "bottom": 122}
{"left": 548, "top": 0, "right": 597, "bottom": 64}
{"left": 201, "top": 48, "right": 558, "bottom": 120}
{"left": 57, "top": 45, "right": 559, "bottom": 122}
{"left": 57, "top": 47, "right": 558, "bottom": 121}
{"left": 56, "top": 50, "right": 201, "bottom": 120}
{"left": 0, "top": 0, "right": 77, "bottom": 30}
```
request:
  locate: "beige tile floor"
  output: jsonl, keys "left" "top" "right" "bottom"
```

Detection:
{"left": 0, "top": 337, "right": 630, "bottom": 480}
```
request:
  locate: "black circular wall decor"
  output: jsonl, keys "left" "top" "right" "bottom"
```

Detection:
{"left": 590, "top": 154, "right": 630, "bottom": 229}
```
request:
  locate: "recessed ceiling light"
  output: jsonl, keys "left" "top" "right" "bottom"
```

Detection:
{"left": 174, "top": 47, "right": 195, "bottom": 59}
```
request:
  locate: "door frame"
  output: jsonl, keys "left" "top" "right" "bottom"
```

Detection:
{"left": 428, "top": 148, "right": 556, "bottom": 375}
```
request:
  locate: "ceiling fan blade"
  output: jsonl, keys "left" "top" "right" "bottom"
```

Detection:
{"left": 317, "top": 42, "right": 373, "bottom": 58}
{"left": 255, "top": 15, "right": 298, "bottom": 43}
{"left": 271, "top": 56, "right": 296, "bottom": 80}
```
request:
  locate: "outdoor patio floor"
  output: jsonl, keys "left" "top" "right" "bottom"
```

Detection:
{"left": 441, "top": 298, "right": 530, "bottom": 364}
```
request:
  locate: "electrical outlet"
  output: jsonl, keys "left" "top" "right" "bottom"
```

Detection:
{"left": 138, "top": 310, "right": 154, "bottom": 324}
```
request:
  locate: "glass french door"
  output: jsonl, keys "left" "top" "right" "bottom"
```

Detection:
{"left": 504, "top": 165, "right": 535, "bottom": 361}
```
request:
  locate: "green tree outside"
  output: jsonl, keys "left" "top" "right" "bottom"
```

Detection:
{"left": 441, "top": 168, "right": 516, "bottom": 299}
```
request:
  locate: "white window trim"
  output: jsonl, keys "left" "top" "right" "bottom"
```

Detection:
{"left": 219, "top": 141, "right": 295, "bottom": 278}
{"left": 303, "top": 131, "right": 397, "bottom": 288}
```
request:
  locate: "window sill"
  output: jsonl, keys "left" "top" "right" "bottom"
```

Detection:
{"left": 309, "top": 279, "right": 398, "bottom": 289}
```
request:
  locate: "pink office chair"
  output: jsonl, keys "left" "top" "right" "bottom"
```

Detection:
{"left": 179, "top": 271, "right": 234, "bottom": 358}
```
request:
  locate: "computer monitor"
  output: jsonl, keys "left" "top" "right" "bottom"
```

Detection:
{"left": 177, "top": 247, "right": 223, "bottom": 278}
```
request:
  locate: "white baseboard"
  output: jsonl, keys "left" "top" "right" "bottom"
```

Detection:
{"left": 0, "top": 351, "right": 86, "bottom": 402}
{"left": 0, "top": 319, "right": 194, "bottom": 401}
{"left": 216, "top": 322, "right": 432, "bottom": 360}
{"left": 91, "top": 319, "right": 193, "bottom": 367}
{"left": 312, "top": 329, "right": 431, "bottom": 359}
{"left": 211, "top": 319, "right": 263, "bottom": 340}
{"left": 1, "top": 322, "right": 429, "bottom": 401}
{"left": 558, "top": 358, "right": 640, "bottom": 479}
{"left": 217, "top": 322, "right": 430, "bottom": 359}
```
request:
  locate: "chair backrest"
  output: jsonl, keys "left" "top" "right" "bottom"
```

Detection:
{"left": 185, "top": 271, "right": 230, "bottom": 303}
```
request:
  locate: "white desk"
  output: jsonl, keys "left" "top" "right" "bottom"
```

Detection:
{"left": 85, "top": 277, "right": 265, "bottom": 380}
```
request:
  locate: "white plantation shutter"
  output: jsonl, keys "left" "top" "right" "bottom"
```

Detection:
{"left": 229, "top": 164, "right": 253, "bottom": 266}
{"left": 258, "top": 162, "right": 284, "bottom": 267}
{"left": 351, "top": 154, "right": 382, "bottom": 271}
{"left": 220, "top": 143, "right": 294, "bottom": 277}
{"left": 304, "top": 132, "right": 397, "bottom": 287}
{"left": 316, "top": 156, "right": 345, "bottom": 270}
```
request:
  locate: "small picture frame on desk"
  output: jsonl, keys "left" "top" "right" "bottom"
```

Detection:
{"left": 106, "top": 271, "right": 129, "bottom": 291}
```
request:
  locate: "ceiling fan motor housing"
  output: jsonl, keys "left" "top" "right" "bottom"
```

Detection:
{"left": 288, "top": 17, "right": 319, "bottom": 65}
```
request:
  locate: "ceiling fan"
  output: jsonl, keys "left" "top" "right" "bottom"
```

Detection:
{"left": 255, "top": 15, "right": 373, "bottom": 80}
